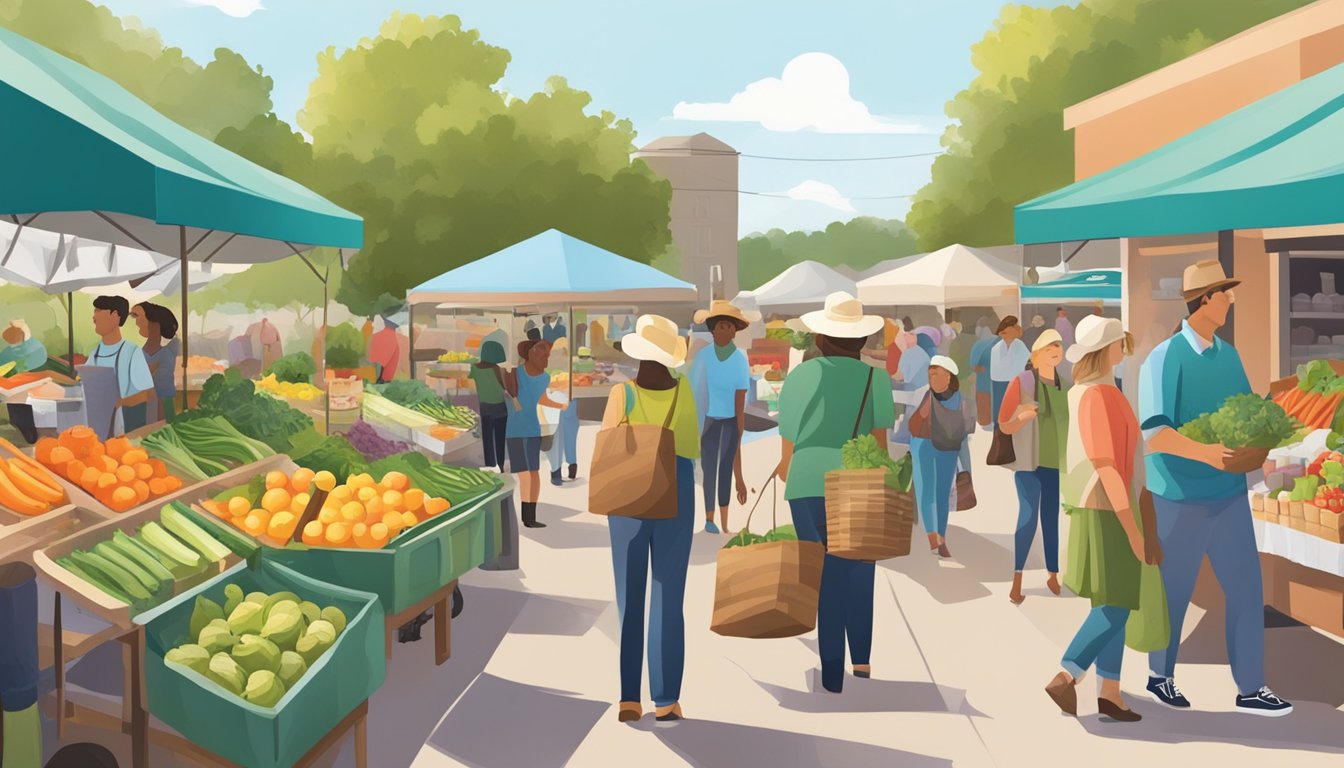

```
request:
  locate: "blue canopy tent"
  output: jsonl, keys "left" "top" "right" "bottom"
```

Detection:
{"left": 406, "top": 229, "right": 698, "bottom": 393}
{"left": 1020, "top": 269, "right": 1121, "bottom": 306}
{"left": 0, "top": 27, "right": 363, "bottom": 418}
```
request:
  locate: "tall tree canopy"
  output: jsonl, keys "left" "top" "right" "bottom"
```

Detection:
{"left": 906, "top": 0, "right": 1314, "bottom": 251}
{"left": 737, "top": 217, "right": 919, "bottom": 291}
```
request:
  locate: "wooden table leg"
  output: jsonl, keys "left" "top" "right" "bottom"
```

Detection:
{"left": 53, "top": 591, "right": 65, "bottom": 740}
{"left": 354, "top": 708, "right": 368, "bottom": 768}
{"left": 125, "top": 627, "right": 148, "bottom": 768}
{"left": 434, "top": 581, "right": 454, "bottom": 666}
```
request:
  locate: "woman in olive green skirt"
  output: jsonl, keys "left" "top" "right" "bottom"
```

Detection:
{"left": 1044, "top": 317, "right": 1147, "bottom": 722}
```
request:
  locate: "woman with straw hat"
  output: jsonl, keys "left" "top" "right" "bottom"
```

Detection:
{"left": 998, "top": 329, "right": 1070, "bottom": 604}
{"left": 1044, "top": 316, "right": 1146, "bottom": 722}
{"left": 600, "top": 315, "right": 700, "bottom": 723}
{"left": 777, "top": 292, "right": 894, "bottom": 693}
{"left": 688, "top": 300, "right": 752, "bottom": 534}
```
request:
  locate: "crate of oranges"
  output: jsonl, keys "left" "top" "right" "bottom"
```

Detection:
{"left": 33, "top": 427, "right": 187, "bottom": 514}
{"left": 190, "top": 461, "right": 491, "bottom": 615}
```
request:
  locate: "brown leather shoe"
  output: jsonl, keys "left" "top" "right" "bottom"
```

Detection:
{"left": 1097, "top": 698, "right": 1141, "bottom": 722}
{"left": 1045, "top": 672, "right": 1078, "bottom": 716}
{"left": 617, "top": 701, "right": 642, "bottom": 722}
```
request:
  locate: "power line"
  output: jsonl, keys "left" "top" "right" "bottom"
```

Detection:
{"left": 672, "top": 187, "right": 916, "bottom": 201}
{"left": 636, "top": 147, "right": 945, "bottom": 163}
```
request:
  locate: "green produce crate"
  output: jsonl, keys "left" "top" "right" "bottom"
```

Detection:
{"left": 264, "top": 486, "right": 501, "bottom": 614}
{"left": 136, "top": 560, "right": 385, "bottom": 768}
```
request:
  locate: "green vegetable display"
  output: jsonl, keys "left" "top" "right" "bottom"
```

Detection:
{"left": 369, "top": 451, "right": 499, "bottom": 506}
{"left": 723, "top": 524, "right": 799, "bottom": 549}
{"left": 374, "top": 379, "right": 440, "bottom": 408}
{"left": 1295, "top": 360, "right": 1344, "bottom": 395}
{"left": 325, "top": 323, "right": 366, "bottom": 370}
{"left": 291, "top": 434, "right": 370, "bottom": 481}
{"left": 143, "top": 417, "right": 276, "bottom": 482}
{"left": 410, "top": 400, "right": 477, "bottom": 429}
{"left": 840, "top": 435, "right": 913, "bottom": 492}
{"left": 175, "top": 369, "right": 314, "bottom": 454}
{"left": 1177, "top": 393, "right": 1299, "bottom": 449}
{"left": 164, "top": 586, "right": 348, "bottom": 709}
{"left": 265, "top": 352, "right": 317, "bottom": 384}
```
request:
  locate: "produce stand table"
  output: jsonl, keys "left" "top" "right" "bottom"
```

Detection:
{"left": 1251, "top": 511, "right": 1344, "bottom": 638}
{"left": 133, "top": 699, "right": 368, "bottom": 768}
{"left": 383, "top": 579, "right": 457, "bottom": 665}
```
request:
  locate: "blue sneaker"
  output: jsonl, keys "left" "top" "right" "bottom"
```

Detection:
{"left": 1146, "top": 676, "right": 1190, "bottom": 709}
{"left": 705, "top": 521, "right": 721, "bottom": 534}
{"left": 1235, "top": 687, "right": 1293, "bottom": 717}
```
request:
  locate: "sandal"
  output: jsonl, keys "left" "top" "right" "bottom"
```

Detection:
{"left": 617, "top": 701, "right": 643, "bottom": 723}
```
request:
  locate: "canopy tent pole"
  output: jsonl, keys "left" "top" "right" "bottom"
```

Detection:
{"left": 408, "top": 302, "right": 416, "bottom": 382}
{"left": 291, "top": 246, "right": 331, "bottom": 435}
{"left": 65, "top": 292, "right": 73, "bottom": 372}
{"left": 568, "top": 305, "right": 574, "bottom": 401}
{"left": 179, "top": 225, "right": 188, "bottom": 413}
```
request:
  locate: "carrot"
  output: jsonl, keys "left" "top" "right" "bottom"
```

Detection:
{"left": 1305, "top": 393, "right": 1338, "bottom": 428}
{"left": 1298, "top": 393, "right": 1323, "bottom": 425}
{"left": 1316, "top": 394, "right": 1344, "bottom": 429}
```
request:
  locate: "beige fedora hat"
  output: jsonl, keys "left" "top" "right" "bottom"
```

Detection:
{"left": 693, "top": 300, "right": 751, "bottom": 329}
{"left": 800, "top": 292, "right": 885, "bottom": 339}
{"left": 621, "top": 314, "right": 687, "bottom": 368}
{"left": 1066, "top": 315, "right": 1125, "bottom": 363}
{"left": 1182, "top": 258, "right": 1240, "bottom": 301}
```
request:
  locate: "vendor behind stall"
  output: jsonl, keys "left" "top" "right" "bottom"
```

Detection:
{"left": 132, "top": 302, "right": 180, "bottom": 422}
{"left": 89, "top": 296, "right": 154, "bottom": 435}
{"left": 0, "top": 321, "right": 46, "bottom": 372}
{"left": 369, "top": 315, "right": 402, "bottom": 384}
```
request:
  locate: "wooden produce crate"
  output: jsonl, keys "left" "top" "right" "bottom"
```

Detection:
{"left": 0, "top": 506, "right": 109, "bottom": 565}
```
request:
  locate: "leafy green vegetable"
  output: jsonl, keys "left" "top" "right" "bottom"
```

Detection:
{"left": 177, "top": 369, "right": 313, "bottom": 453}
{"left": 1178, "top": 393, "right": 1299, "bottom": 449}
{"left": 375, "top": 379, "right": 440, "bottom": 408}
{"left": 1297, "top": 360, "right": 1336, "bottom": 394}
{"left": 266, "top": 352, "right": 316, "bottom": 384}
{"left": 1289, "top": 475, "right": 1319, "bottom": 502}
{"left": 292, "top": 434, "right": 369, "bottom": 480}
{"left": 840, "top": 435, "right": 912, "bottom": 491}
{"left": 1322, "top": 460, "right": 1344, "bottom": 489}
{"left": 723, "top": 524, "right": 798, "bottom": 549}
{"left": 325, "top": 323, "right": 365, "bottom": 370}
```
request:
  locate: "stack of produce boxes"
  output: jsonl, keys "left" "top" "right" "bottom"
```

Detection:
{"left": 1253, "top": 449, "right": 1344, "bottom": 543}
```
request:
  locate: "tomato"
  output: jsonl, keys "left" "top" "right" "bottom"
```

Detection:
{"left": 1330, "top": 499, "right": 1344, "bottom": 512}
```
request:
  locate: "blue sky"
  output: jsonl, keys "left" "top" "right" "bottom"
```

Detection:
{"left": 101, "top": 0, "right": 1068, "bottom": 236}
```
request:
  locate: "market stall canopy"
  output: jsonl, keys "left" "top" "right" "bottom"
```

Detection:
{"left": 1020, "top": 269, "right": 1121, "bottom": 305}
{"left": 1015, "top": 60, "right": 1344, "bottom": 244}
{"left": 0, "top": 221, "right": 166, "bottom": 292}
{"left": 409, "top": 229, "right": 697, "bottom": 307}
{"left": 856, "top": 254, "right": 924, "bottom": 282}
{"left": 0, "top": 27, "right": 362, "bottom": 262}
{"left": 857, "top": 244, "right": 1020, "bottom": 308}
{"left": 734, "top": 260, "right": 856, "bottom": 314}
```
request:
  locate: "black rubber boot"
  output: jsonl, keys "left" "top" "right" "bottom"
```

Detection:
{"left": 568, "top": 464, "right": 578, "bottom": 480}
{"left": 550, "top": 469, "right": 563, "bottom": 486}
{"left": 521, "top": 501, "right": 546, "bottom": 528}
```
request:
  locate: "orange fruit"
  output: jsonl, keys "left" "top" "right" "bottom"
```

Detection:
{"left": 290, "top": 492, "right": 311, "bottom": 514}
{"left": 318, "top": 508, "right": 339, "bottom": 525}
{"left": 369, "top": 523, "right": 390, "bottom": 547}
{"left": 363, "top": 497, "right": 383, "bottom": 518}
{"left": 121, "top": 449, "right": 148, "bottom": 466}
{"left": 267, "top": 512, "right": 298, "bottom": 541}
{"left": 115, "top": 465, "right": 136, "bottom": 483}
{"left": 401, "top": 511, "right": 419, "bottom": 529}
{"left": 403, "top": 489, "right": 426, "bottom": 512}
{"left": 356, "top": 486, "right": 377, "bottom": 503}
{"left": 330, "top": 485, "right": 352, "bottom": 502}
{"left": 301, "top": 521, "right": 324, "bottom": 546}
{"left": 265, "top": 471, "right": 288, "bottom": 490}
{"left": 290, "top": 468, "right": 315, "bottom": 494}
{"left": 148, "top": 478, "right": 168, "bottom": 496}
{"left": 132, "top": 480, "right": 150, "bottom": 505}
{"left": 324, "top": 522, "right": 350, "bottom": 546}
{"left": 97, "top": 472, "right": 117, "bottom": 490}
{"left": 312, "top": 471, "right": 336, "bottom": 493}
{"left": 381, "top": 511, "right": 404, "bottom": 532}
{"left": 381, "top": 490, "right": 403, "bottom": 510}
{"left": 110, "top": 486, "right": 138, "bottom": 512}
{"left": 243, "top": 511, "right": 269, "bottom": 537}
{"left": 101, "top": 456, "right": 118, "bottom": 473}
{"left": 340, "top": 501, "right": 364, "bottom": 523}
{"left": 261, "top": 488, "right": 292, "bottom": 514}
{"left": 34, "top": 438, "right": 58, "bottom": 464}
{"left": 135, "top": 463, "right": 154, "bottom": 481}
{"left": 148, "top": 459, "right": 168, "bottom": 478}
{"left": 47, "top": 445, "right": 75, "bottom": 469}
{"left": 380, "top": 471, "right": 410, "bottom": 492}
{"left": 161, "top": 476, "right": 183, "bottom": 492}
{"left": 227, "top": 496, "right": 250, "bottom": 517}
{"left": 423, "top": 497, "right": 450, "bottom": 516}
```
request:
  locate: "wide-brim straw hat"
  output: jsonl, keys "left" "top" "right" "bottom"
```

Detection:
{"left": 1066, "top": 316, "right": 1124, "bottom": 363}
{"left": 622, "top": 314, "right": 687, "bottom": 368}
{"left": 693, "top": 300, "right": 751, "bottom": 330}
{"left": 1182, "top": 258, "right": 1240, "bottom": 301}
{"left": 1031, "top": 329, "right": 1063, "bottom": 353}
{"left": 800, "top": 291, "right": 884, "bottom": 339}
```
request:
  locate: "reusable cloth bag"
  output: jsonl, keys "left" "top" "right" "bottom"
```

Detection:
{"left": 1126, "top": 490, "right": 1170, "bottom": 652}
{"left": 588, "top": 383, "right": 680, "bottom": 519}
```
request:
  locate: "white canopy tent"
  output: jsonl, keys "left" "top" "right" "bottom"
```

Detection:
{"left": 856, "top": 254, "right": 924, "bottom": 282}
{"left": 857, "top": 244, "right": 1021, "bottom": 310}
{"left": 734, "top": 260, "right": 856, "bottom": 316}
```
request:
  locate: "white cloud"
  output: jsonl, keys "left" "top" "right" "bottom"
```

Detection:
{"left": 785, "top": 181, "right": 855, "bottom": 213}
{"left": 182, "top": 0, "right": 265, "bottom": 18}
{"left": 672, "top": 53, "right": 927, "bottom": 134}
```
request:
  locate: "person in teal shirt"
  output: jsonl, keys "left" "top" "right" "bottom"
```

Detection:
{"left": 0, "top": 322, "right": 46, "bottom": 372}
{"left": 777, "top": 292, "right": 893, "bottom": 694}
{"left": 1138, "top": 259, "right": 1292, "bottom": 717}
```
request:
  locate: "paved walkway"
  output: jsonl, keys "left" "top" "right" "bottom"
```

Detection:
{"left": 52, "top": 426, "right": 1344, "bottom": 767}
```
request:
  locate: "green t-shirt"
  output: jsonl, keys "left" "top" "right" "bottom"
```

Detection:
{"left": 469, "top": 365, "right": 505, "bottom": 405}
{"left": 625, "top": 377, "right": 701, "bottom": 459}
{"left": 1035, "top": 377, "right": 1070, "bottom": 470}
{"left": 778, "top": 357, "right": 896, "bottom": 500}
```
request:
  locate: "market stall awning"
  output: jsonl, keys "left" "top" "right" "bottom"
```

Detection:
{"left": 1020, "top": 269, "right": 1121, "bottom": 304}
{"left": 734, "top": 260, "right": 856, "bottom": 314}
{"left": 0, "top": 27, "right": 362, "bottom": 262}
{"left": 1015, "top": 61, "right": 1344, "bottom": 244}
{"left": 0, "top": 220, "right": 166, "bottom": 293}
{"left": 856, "top": 244, "right": 1019, "bottom": 308}
{"left": 407, "top": 229, "right": 698, "bottom": 307}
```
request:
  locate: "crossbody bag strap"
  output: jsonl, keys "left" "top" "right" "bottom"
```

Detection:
{"left": 662, "top": 379, "right": 682, "bottom": 429}
{"left": 850, "top": 368, "right": 875, "bottom": 439}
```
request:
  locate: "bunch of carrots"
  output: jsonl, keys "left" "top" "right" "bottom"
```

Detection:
{"left": 1272, "top": 387, "right": 1342, "bottom": 430}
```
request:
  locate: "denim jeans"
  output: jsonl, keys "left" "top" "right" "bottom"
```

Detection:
{"left": 479, "top": 402, "right": 508, "bottom": 471}
{"left": 911, "top": 437, "right": 959, "bottom": 536}
{"left": 1148, "top": 494, "right": 1265, "bottom": 695}
{"left": 608, "top": 457, "right": 695, "bottom": 706}
{"left": 790, "top": 496, "right": 874, "bottom": 693}
{"left": 1062, "top": 604, "right": 1130, "bottom": 681}
{"left": 1013, "top": 467, "right": 1060, "bottom": 573}
{"left": 700, "top": 417, "right": 740, "bottom": 511}
{"left": 546, "top": 404, "right": 579, "bottom": 471}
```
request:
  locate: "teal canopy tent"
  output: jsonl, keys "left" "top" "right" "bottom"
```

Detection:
{"left": 1015, "top": 61, "right": 1344, "bottom": 245}
{"left": 0, "top": 27, "right": 362, "bottom": 416}
{"left": 1021, "top": 269, "right": 1121, "bottom": 305}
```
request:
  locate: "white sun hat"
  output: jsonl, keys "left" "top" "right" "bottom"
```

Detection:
{"left": 800, "top": 291, "right": 885, "bottom": 339}
{"left": 1066, "top": 315, "right": 1125, "bottom": 363}
{"left": 929, "top": 354, "right": 959, "bottom": 376}
{"left": 621, "top": 314, "right": 687, "bottom": 368}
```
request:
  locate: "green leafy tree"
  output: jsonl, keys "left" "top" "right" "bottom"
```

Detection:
{"left": 738, "top": 217, "right": 919, "bottom": 290}
{"left": 0, "top": 0, "right": 273, "bottom": 139}
{"left": 907, "top": 0, "right": 1314, "bottom": 250}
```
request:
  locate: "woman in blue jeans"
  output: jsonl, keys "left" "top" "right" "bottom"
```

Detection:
{"left": 909, "top": 356, "right": 972, "bottom": 557}
{"left": 777, "top": 291, "right": 893, "bottom": 693}
{"left": 600, "top": 315, "right": 699, "bottom": 723}
{"left": 998, "top": 330, "right": 1069, "bottom": 604}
